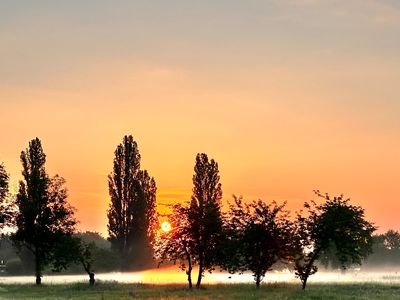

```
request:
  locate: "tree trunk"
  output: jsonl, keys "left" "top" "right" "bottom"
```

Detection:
{"left": 301, "top": 248, "right": 321, "bottom": 290}
{"left": 302, "top": 278, "right": 308, "bottom": 290}
{"left": 186, "top": 253, "right": 193, "bottom": 289}
{"left": 255, "top": 273, "right": 261, "bottom": 289}
{"left": 35, "top": 252, "right": 41, "bottom": 285}
{"left": 196, "top": 254, "right": 203, "bottom": 288}
{"left": 89, "top": 272, "right": 95, "bottom": 286}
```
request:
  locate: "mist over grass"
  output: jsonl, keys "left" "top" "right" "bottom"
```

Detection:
{"left": 2, "top": 266, "right": 400, "bottom": 286}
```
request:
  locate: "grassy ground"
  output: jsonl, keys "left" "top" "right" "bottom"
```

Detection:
{"left": 0, "top": 282, "right": 400, "bottom": 299}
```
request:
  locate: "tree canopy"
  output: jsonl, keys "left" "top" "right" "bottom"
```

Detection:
{"left": 221, "top": 196, "right": 293, "bottom": 288}
{"left": 107, "top": 135, "right": 158, "bottom": 270}
{"left": 154, "top": 203, "right": 195, "bottom": 288}
{"left": 188, "top": 153, "right": 223, "bottom": 288}
{"left": 293, "top": 191, "right": 376, "bottom": 289}
{"left": 11, "top": 138, "right": 77, "bottom": 285}
{"left": 0, "top": 163, "right": 10, "bottom": 226}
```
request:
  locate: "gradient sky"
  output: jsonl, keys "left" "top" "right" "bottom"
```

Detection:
{"left": 1, "top": 1, "right": 399, "bottom": 236}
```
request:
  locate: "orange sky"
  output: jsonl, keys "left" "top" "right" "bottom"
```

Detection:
{"left": 1, "top": 1, "right": 399, "bottom": 236}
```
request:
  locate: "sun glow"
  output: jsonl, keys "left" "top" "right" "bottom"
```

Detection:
{"left": 161, "top": 221, "right": 172, "bottom": 232}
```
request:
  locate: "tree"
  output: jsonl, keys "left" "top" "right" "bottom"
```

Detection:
{"left": 11, "top": 138, "right": 76, "bottom": 285}
{"left": 383, "top": 230, "right": 400, "bottom": 250}
{"left": 0, "top": 163, "right": 10, "bottom": 226}
{"left": 107, "top": 135, "right": 158, "bottom": 270}
{"left": 52, "top": 236, "right": 96, "bottom": 285}
{"left": 154, "top": 204, "right": 195, "bottom": 288}
{"left": 221, "top": 196, "right": 292, "bottom": 288}
{"left": 188, "top": 153, "right": 223, "bottom": 288}
{"left": 293, "top": 191, "right": 376, "bottom": 290}
{"left": 0, "top": 163, "right": 8, "bottom": 204}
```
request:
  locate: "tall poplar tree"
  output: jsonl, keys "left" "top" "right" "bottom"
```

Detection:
{"left": 0, "top": 163, "right": 8, "bottom": 204}
{"left": 107, "top": 135, "right": 157, "bottom": 269}
{"left": 188, "top": 153, "right": 223, "bottom": 288}
{"left": 0, "top": 163, "right": 10, "bottom": 226}
{"left": 12, "top": 138, "right": 76, "bottom": 285}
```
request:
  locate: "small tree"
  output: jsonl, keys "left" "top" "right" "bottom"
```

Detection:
{"left": 293, "top": 191, "right": 376, "bottom": 290}
{"left": 222, "top": 196, "right": 292, "bottom": 288}
{"left": 11, "top": 138, "right": 76, "bottom": 285}
{"left": 52, "top": 236, "right": 96, "bottom": 285}
{"left": 383, "top": 230, "right": 400, "bottom": 250}
{"left": 154, "top": 204, "right": 195, "bottom": 288}
{"left": 188, "top": 153, "right": 223, "bottom": 288}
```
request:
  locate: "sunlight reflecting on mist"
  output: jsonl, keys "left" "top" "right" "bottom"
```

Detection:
{"left": 1, "top": 267, "right": 400, "bottom": 285}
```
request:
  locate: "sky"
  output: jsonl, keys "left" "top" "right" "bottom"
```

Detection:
{"left": 1, "top": 0, "right": 399, "bottom": 236}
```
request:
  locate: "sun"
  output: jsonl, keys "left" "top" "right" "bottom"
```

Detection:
{"left": 161, "top": 221, "right": 172, "bottom": 232}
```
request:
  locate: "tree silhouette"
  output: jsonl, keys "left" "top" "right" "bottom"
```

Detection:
{"left": 154, "top": 204, "right": 195, "bottom": 288}
{"left": 52, "top": 236, "right": 96, "bottom": 285}
{"left": 0, "top": 163, "right": 8, "bottom": 204}
{"left": 0, "top": 163, "right": 10, "bottom": 225}
{"left": 293, "top": 191, "right": 376, "bottom": 290}
{"left": 107, "top": 135, "right": 157, "bottom": 269}
{"left": 11, "top": 138, "right": 76, "bottom": 285}
{"left": 383, "top": 230, "right": 400, "bottom": 250}
{"left": 221, "top": 196, "right": 292, "bottom": 288}
{"left": 188, "top": 153, "right": 223, "bottom": 288}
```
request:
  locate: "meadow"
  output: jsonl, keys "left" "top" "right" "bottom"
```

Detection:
{"left": 0, "top": 282, "right": 400, "bottom": 300}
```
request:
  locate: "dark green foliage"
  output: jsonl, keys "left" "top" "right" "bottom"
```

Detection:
{"left": 107, "top": 135, "right": 158, "bottom": 270}
{"left": 76, "top": 231, "right": 111, "bottom": 250}
{"left": 155, "top": 204, "right": 195, "bottom": 288}
{"left": 221, "top": 196, "right": 292, "bottom": 288}
{"left": 188, "top": 153, "right": 223, "bottom": 288}
{"left": 363, "top": 230, "right": 400, "bottom": 269}
{"left": 63, "top": 232, "right": 119, "bottom": 274}
{"left": 11, "top": 138, "right": 77, "bottom": 284}
{"left": 52, "top": 236, "right": 97, "bottom": 285}
{"left": 0, "top": 236, "right": 31, "bottom": 275}
{"left": 0, "top": 163, "right": 13, "bottom": 227}
{"left": 293, "top": 191, "right": 376, "bottom": 289}
{"left": 382, "top": 230, "right": 400, "bottom": 250}
{"left": 0, "top": 163, "right": 8, "bottom": 204}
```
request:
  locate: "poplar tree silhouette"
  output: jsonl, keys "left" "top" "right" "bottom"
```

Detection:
{"left": 12, "top": 138, "right": 76, "bottom": 285}
{"left": 107, "top": 135, "right": 157, "bottom": 269}
{"left": 188, "top": 153, "right": 223, "bottom": 288}
{"left": 0, "top": 163, "right": 8, "bottom": 204}
{"left": 0, "top": 163, "right": 9, "bottom": 225}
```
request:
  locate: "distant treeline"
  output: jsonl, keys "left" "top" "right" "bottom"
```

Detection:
{"left": 0, "top": 135, "right": 396, "bottom": 289}
{"left": 0, "top": 231, "right": 118, "bottom": 275}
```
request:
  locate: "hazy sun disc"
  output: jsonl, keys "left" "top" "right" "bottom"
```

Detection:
{"left": 161, "top": 221, "right": 172, "bottom": 232}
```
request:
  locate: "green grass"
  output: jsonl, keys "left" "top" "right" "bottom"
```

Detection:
{"left": 0, "top": 282, "right": 400, "bottom": 299}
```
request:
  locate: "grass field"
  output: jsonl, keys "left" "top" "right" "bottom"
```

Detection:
{"left": 0, "top": 282, "right": 400, "bottom": 299}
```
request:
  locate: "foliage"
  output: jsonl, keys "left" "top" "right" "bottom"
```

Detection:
{"left": 382, "top": 230, "right": 400, "bottom": 250}
{"left": 11, "top": 138, "right": 77, "bottom": 284}
{"left": 0, "top": 163, "right": 8, "bottom": 204}
{"left": 292, "top": 191, "right": 376, "bottom": 289}
{"left": 363, "top": 230, "right": 400, "bottom": 270}
{"left": 0, "top": 163, "right": 14, "bottom": 228}
{"left": 107, "top": 135, "right": 158, "bottom": 270}
{"left": 154, "top": 204, "right": 195, "bottom": 288}
{"left": 51, "top": 235, "right": 97, "bottom": 285}
{"left": 76, "top": 231, "right": 111, "bottom": 249}
{"left": 188, "top": 153, "right": 223, "bottom": 288}
{"left": 221, "top": 195, "right": 293, "bottom": 288}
